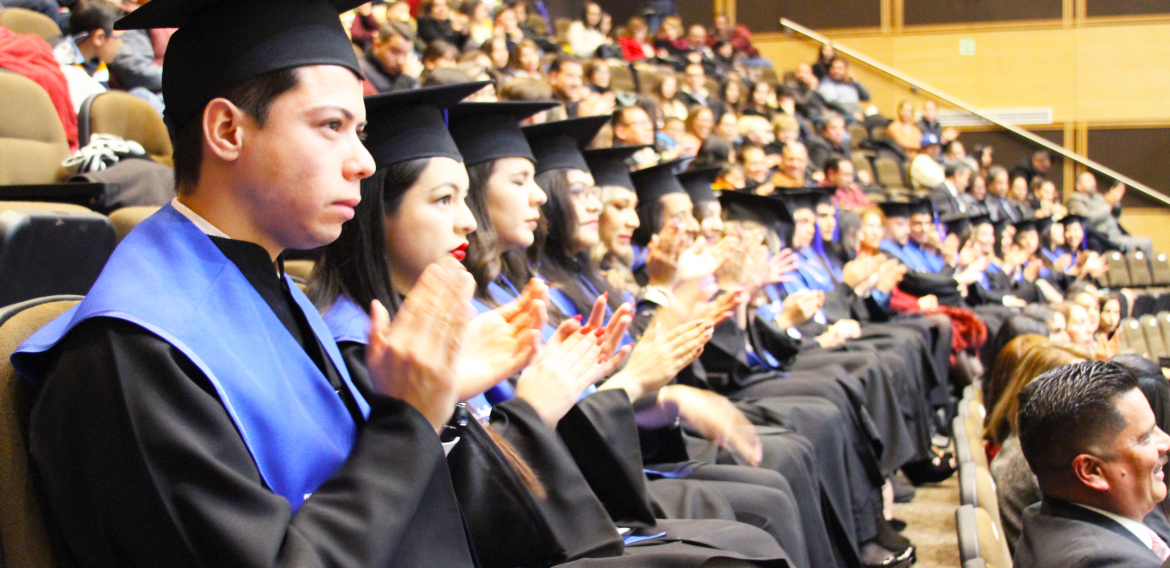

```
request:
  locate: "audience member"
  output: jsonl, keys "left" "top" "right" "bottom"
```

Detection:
{"left": 816, "top": 58, "right": 867, "bottom": 121}
{"left": 678, "top": 62, "right": 726, "bottom": 118}
{"left": 807, "top": 114, "right": 850, "bottom": 173}
{"left": 887, "top": 101, "right": 923, "bottom": 155}
{"left": 362, "top": 21, "right": 422, "bottom": 93}
{"left": 909, "top": 132, "right": 945, "bottom": 190}
{"left": 823, "top": 155, "right": 875, "bottom": 210}
{"left": 1068, "top": 173, "right": 1152, "bottom": 254}
{"left": 1010, "top": 149, "right": 1052, "bottom": 187}
{"left": 618, "top": 16, "right": 655, "bottom": 62}
{"left": 933, "top": 162, "right": 973, "bottom": 218}
{"left": 417, "top": 0, "right": 467, "bottom": 47}
{"left": 772, "top": 141, "right": 812, "bottom": 188}
{"left": 1014, "top": 361, "right": 1170, "bottom": 568}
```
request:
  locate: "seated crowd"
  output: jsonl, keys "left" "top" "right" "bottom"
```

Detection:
{"left": 2, "top": 1, "right": 1168, "bottom": 568}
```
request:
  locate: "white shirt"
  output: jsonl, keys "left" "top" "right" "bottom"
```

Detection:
{"left": 1078, "top": 503, "right": 1167, "bottom": 554}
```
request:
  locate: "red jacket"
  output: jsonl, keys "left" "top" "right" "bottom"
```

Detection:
{"left": 0, "top": 28, "right": 78, "bottom": 150}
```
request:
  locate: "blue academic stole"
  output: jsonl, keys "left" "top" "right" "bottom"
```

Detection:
{"left": 910, "top": 241, "right": 945, "bottom": 273}
{"left": 322, "top": 294, "right": 499, "bottom": 419}
{"left": 795, "top": 248, "right": 835, "bottom": 292}
{"left": 14, "top": 205, "right": 369, "bottom": 511}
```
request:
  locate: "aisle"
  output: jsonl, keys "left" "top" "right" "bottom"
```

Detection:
{"left": 891, "top": 476, "right": 961, "bottom": 568}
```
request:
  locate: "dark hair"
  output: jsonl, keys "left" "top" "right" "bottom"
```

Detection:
{"left": 70, "top": 0, "right": 120, "bottom": 36}
{"left": 982, "top": 314, "right": 1050, "bottom": 405}
{"left": 533, "top": 169, "right": 621, "bottom": 317}
{"left": 1018, "top": 360, "right": 1139, "bottom": 473}
{"left": 423, "top": 39, "right": 460, "bottom": 64}
{"left": 463, "top": 160, "right": 505, "bottom": 300}
{"left": 377, "top": 20, "right": 415, "bottom": 42}
{"left": 308, "top": 158, "right": 430, "bottom": 315}
{"left": 173, "top": 68, "right": 301, "bottom": 192}
{"left": 548, "top": 54, "right": 581, "bottom": 75}
{"left": 945, "top": 161, "right": 972, "bottom": 179}
{"left": 823, "top": 154, "right": 849, "bottom": 175}
{"left": 691, "top": 135, "right": 733, "bottom": 170}
{"left": 632, "top": 197, "right": 665, "bottom": 248}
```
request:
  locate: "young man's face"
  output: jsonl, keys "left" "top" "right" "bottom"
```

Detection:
{"left": 232, "top": 65, "right": 374, "bottom": 251}
{"left": 908, "top": 213, "right": 933, "bottom": 245}
{"left": 886, "top": 217, "right": 910, "bottom": 246}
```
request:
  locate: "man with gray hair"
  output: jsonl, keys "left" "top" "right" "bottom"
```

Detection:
{"left": 1067, "top": 172, "right": 1152, "bottom": 254}
{"left": 1015, "top": 361, "right": 1170, "bottom": 568}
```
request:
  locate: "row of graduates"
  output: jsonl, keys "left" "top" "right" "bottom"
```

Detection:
{"left": 12, "top": 4, "right": 964, "bottom": 567}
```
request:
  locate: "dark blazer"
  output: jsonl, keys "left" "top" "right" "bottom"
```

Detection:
{"left": 1014, "top": 498, "right": 1170, "bottom": 568}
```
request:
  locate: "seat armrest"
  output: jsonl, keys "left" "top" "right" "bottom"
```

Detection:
{"left": 0, "top": 183, "right": 111, "bottom": 208}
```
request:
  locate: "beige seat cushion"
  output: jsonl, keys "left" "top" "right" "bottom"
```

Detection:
{"left": 85, "top": 92, "right": 173, "bottom": 167}
{"left": 0, "top": 201, "right": 90, "bottom": 214}
{"left": 0, "top": 72, "right": 70, "bottom": 185}
{"left": 284, "top": 260, "right": 316, "bottom": 282}
{"left": 975, "top": 506, "right": 1013, "bottom": 568}
{"left": 0, "top": 298, "right": 80, "bottom": 568}
{"left": 108, "top": 206, "right": 160, "bottom": 244}
{"left": 0, "top": 8, "right": 60, "bottom": 41}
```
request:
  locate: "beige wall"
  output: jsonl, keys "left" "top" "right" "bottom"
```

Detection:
{"left": 752, "top": 23, "right": 1170, "bottom": 125}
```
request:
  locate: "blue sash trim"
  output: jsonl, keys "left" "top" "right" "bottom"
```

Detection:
{"left": 13, "top": 204, "right": 369, "bottom": 511}
{"left": 796, "top": 248, "right": 835, "bottom": 292}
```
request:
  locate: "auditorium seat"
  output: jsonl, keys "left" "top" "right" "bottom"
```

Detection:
{"left": 0, "top": 294, "right": 82, "bottom": 568}
{"left": 956, "top": 504, "right": 1013, "bottom": 568}
{"left": 963, "top": 384, "right": 984, "bottom": 406}
{"left": 851, "top": 154, "right": 875, "bottom": 185}
{"left": 1157, "top": 312, "right": 1170, "bottom": 355}
{"left": 0, "top": 202, "right": 115, "bottom": 306}
{"left": 0, "top": 7, "right": 60, "bottom": 41}
{"left": 1119, "top": 318, "right": 1151, "bottom": 358}
{"left": 284, "top": 259, "right": 316, "bottom": 283}
{"left": 874, "top": 155, "right": 906, "bottom": 191}
{"left": 1105, "top": 251, "right": 1132, "bottom": 289}
{"left": 108, "top": 206, "right": 160, "bottom": 244}
{"left": 957, "top": 402, "right": 989, "bottom": 469}
{"left": 1140, "top": 314, "right": 1168, "bottom": 360}
{"left": 607, "top": 62, "right": 635, "bottom": 95}
{"left": 633, "top": 64, "right": 659, "bottom": 96}
{"left": 1151, "top": 253, "right": 1170, "bottom": 286}
{"left": 78, "top": 92, "right": 174, "bottom": 167}
{"left": 959, "top": 463, "right": 1003, "bottom": 527}
{"left": 953, "top": 415, "right": 972, "bottom": 466}
{"left": 1127, "top": 250, "right": 1154, "bottom": 288}
{"left": 1153, "top": 294, "right": 1170, "bottom": 315}
{"left": 1132, "top": 294, "right": 1157, "bottom": 319}
{"left": 847, "top": 122, "right": 867, "bottom": 150}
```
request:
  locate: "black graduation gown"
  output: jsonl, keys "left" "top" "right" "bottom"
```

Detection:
{"left": 27, "top": 238, "right": 477, "bottom": 568}
{"left": 338, "top": 343, "right": 792, "bottom": 568}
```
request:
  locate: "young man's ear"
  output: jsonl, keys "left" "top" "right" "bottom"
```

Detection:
{"left": 202, "top": 98, "right": 248, "bottom": 163}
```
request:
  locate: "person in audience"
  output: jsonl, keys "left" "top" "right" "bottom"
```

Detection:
{"left": 459, "top": 0, "right": 494, "bottom": 48}
{"left": 812, "top": 42, "right": 835, "bottom": 79}
{"left": 547, "top": 55, "right": 592, "bottom": 118}
{"left": 494, "top": 6, "right": 526, "bottom": 47}
{"left": 361, "top": 21, "right": 422, "bottom": 93}
{"left": 986, "top": 339, "right": 1089, "bottom": 551}
{"left": 584, "top": 59, "right": 611, "bottom": 94}
{"left": 1112, "top": 354, "right": 1170, "bottom": 519}
{"left": 1029, "top": 177, "right": 1067, "bottom": 219}
{"left": 54, "top": 0, "right": 117, "bottom": 112}
{"left": 772, "top": 141, "right": 812, "bottom": 188}
{"left": 1008, "top": 174, "right": 1036, "bottom": 219}
{"left": 742, "top": 80, "right": 775, "bottom": 119}
{"left": 685, "top": 24, "right": 718, "bottom": 75}
{"left": 619, "top": 16, "right": 655, "bottom": 62}
{"left": 909, "top": 132, "right": 945, "bottom": 191}
{"left": 984, "top": 166, "right": 1021, "bottom": 222}
{"left": 816, "top": 58, "right": 867, "bottom": 121}
{"left": 679, "top": 62, "right": 726, "bottom": 118}
{"left": 807, "top": 114, "right": 850, "bottom": 173}
{"left": 417, "top": 0, "right": 467, "bottom": 48}
{"left": 1068, "top": 173, "right": 1153, "bottom": 254}
{"left": 681, "top": 105, "right": 714, "bottom": 149}
{"left": 824, "top": 155, "right": 875, "bottom": 210}
{"left": 569, "top": 2, "right": 607, "bottom": 57}
{"left": 650, "top": 72, "right": 688, "bottom": 126}
{"left": 1098, "top": 293, "right": 1122, "bottom": 341}
{"left": 932, "top": 162, "right": 973, "bottom": 218}
{"left": 887, "top": 101, "right": 923, "bottom": 156}
{"left": 1014, "top": 361, "right": 1170, "bottom": 568}
{"left": 509, "top": 38, "right": 543, "bottom": 79}
{"left": 719, "top": 77, "right": 744, "bottom": 115}
{"left": 421, "top": 39, "right": 459, "bottom": 71}
{"left": 1010, "top": 149, "right": 1052, "bottom": 187}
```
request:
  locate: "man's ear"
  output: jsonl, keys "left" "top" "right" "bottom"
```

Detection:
{"left": 202, "top": 98, "right": 248, "bottom": 163}
{"left": 90, "top": 28, "right": 107, "bottom": 47}
{"left": 1072, "top": 453, "right": 1111, "bottom": 492}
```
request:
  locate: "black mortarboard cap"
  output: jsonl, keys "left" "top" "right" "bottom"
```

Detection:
{"left": 778, "top": 187, "right": 833, "bottom": 213}
{"left": 992, "top": 216, "right": 1011, "bottom": 234}
{"left": 678, "top": 167, "right": 722, "bottom": 204}
{"left": 1058, "top": 213, "right": 1086, "bottom": 226}
{"left": 909, "top": 197, "right": 935, "bottom": 217}
{"left": 630, "top": 159, "right": 687, "bottom": 205}
{"left": 878, "top": 200, "right": 913, "bottom": 219}
{"left": 1013, "top": 218, "right": 1038, "bottom": 233}
{"left": 449, "top": 101, "right": 559, "bottom": 166}
{"left": 584, "top": 146, "right": 646, "bottom": 191}
{"left": 941, "top": 212, "right": 972, "bottom": 235}
{"left": 523, "top": 115, "right": 612, "bottom": 175}
{"left": 720, "top": 190, "right": 793, "bottom": 228}
{"left": 1034, "top": 215, "right": 1053, "bottom": 234}
{"left": 362, "top": 82, "right": 488, "bottom": 167}
{"left": 117, "top": 0, "right": 366, "bottom": 133}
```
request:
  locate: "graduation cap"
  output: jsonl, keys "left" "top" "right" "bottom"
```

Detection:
{"left": 878, "top": 200, "right": 913, "bottom": 219}
{"left": 969, "top": 212, "right": 992, "bottom": 227}
{"left": 1034, "top": 215, "right": 1054, "bottom": 234}
{"left": 449, "top": 101, "right": 559, "bottom": 166}
{"left": 777, "top": 187, "right": 833, "bottom": 213}
{"left": 1013, "top": 218, "right": 1038, "bottom": 233}
{"left": 941, "top": 212, "right": 972, "bottom": 235}
{"left": 117, "top": 0, "right": 366, "bottom": 133}
{"left": 677, "top": 167, "right": 722, "bottom": 205}
{"left": 629, "top": 159, "right": 686, "bottom": 205}
{"left": 1058, "top": 214, "right": 1086, "bottom": 226}
{"left": 719, "top": 190, "right": 793, "bottom": 228}
{"left": 909, "top": 198, "right": 935, "bottom": 218}
{"left": 584, "top": 146, "right": 646, "bottom": 192}
{"left": 362, "top": 82, "right": 489, "bottom": 168}
{"left": 522, "top": 115, "right": 612, "bottom": 175}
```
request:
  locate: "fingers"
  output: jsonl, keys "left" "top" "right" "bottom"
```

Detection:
{"left": 552, "top": 314, "right": 584, "bottom": 343}
{"left": 584, "top": 293, "right": 608, "bottom": 331}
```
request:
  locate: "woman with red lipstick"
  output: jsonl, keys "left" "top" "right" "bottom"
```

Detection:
{"left": 311, "top": 88, "right": 789, "bottom": 568}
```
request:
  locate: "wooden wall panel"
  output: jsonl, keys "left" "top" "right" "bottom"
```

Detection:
{"left": 675, "top": 0, "right": 716, "bottom": 28}
{"left": 1086, "top": 128, "right": 1170, "bottom": 207}
{"left": 903, "top": 0, "right": 1062, "bottom": 26}
{"left": 1087, "top": 0, "right": 1170, "bottom": 18}
{"left": 737, "top": 0, "right": 880, "bottom": 33}
{"left": 1073, "top": 25, "right": 1170, "bottom": 123}
{"left": 956, "top": 129, "right": 1065, "bottom": 189}
{"left": 593, "top": 0, "right": 641, "bottom": 31}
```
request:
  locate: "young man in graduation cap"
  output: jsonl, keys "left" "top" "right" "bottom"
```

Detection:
{"left": 879, "top": 199, "right": 985, "bottom": 307}
{"left": 13, "top": 0, "right": 483, "bottom": 565}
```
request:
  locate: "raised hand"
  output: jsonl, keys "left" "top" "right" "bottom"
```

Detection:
{"left": 455, "top": 280, "right": 547, "bottom": 401}
{"left": 660, "top": 385, "right": 763, "bottom": 466}
{"left": 743, "top": 247, "right": 798, "bottom": 297}
{"left": 600, "top": 319, "right": 715, "bottom": 402}
{"left": 366, "top": 257, "right": 474, "bottom": 433}
{"left": 645, "top": 219, "right": 685, "bottom": 288}
{"left": 515, "top": 317, "right": 624, "bottom": 428}
{"left": 774, "top": 289, "right": 820, "bottom": 329}
{"left": 678, "top": 235, "right": 737, "bottom": 282}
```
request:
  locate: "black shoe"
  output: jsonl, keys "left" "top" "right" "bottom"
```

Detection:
{"left": 860, "top": 542, "right": 916, "bottom": 568}
{"left": 874, "top": 515, "right": 911, "bottom": 551}
{"left": 902, "top": 452, "right": 956, "bottom": 485}
{"left": 889, "top": 518, "right": 908, "bottom": 532}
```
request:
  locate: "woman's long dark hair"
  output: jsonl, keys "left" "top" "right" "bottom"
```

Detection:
{"left": 308, "top": 159, "right": 430, "bottom": 315}
{"left": 308, "top": 158, "right": 546, "bottom": 499}
{"left": 533, "top": 168, "right": 622, "bottom": 317}
{"left": 463, "top": 160, "right": 504, "bottom": 300}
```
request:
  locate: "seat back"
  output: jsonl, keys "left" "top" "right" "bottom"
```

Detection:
{"left": 77, "top": 92, "right": 173, "bottom": 167}
{"left": 1128, "top": 250, "right": 1154, "bottom": 287}
{"left": 607, "top": 62, "right": 635, "bottom": 93}
{"left": 873, "top": 155, "right": 906, "bottom": 190}
{"left": 632, "top": 64, "right": 660, "bottom": 96}
{"left": 0, "top": 72, "right": 70, "bottom": 185}
{"left": 974, "top": 465, "right": 1002, "bottom": 526}
{"left": 956, "top": 504, "right": 980, "bottom": 563}
{"left": 953, "top": 416, "right": 972, "bottom": 465}
{"left": 1120, "top": 318, "right": 1151, "bottom": 358}
{"left": 851, "top": 154, "right": 875, "bottom": 185}
{"left": 107, "top": 206, "right": 160, "bottom": 244}
{"left": 1151, "top": 253, "right": 1170, "bottom": 286}
{"left": 0, "top": 8, "right": 60, "bottom": 41}
{"left": 1106, "top": 251, "right": 1132, "bottom": 288}
{"left": 1141, "top": 314, "right": 1168, "bottom": 359}
{"left": 0, "top": 295, "right": 82, "bottom": 568}
{"left": 959, "top": 462, "right": 978, "bottom": 507}
{"left": 848, "top": 122, "right": 868, "bottom": 150}
{"left": 1133, "top": 294, "right": 1157, "bottom": 319}
{"left": 1157, "top": 311, "right": 1170, "bottom": 356}
{"left": 0, "top": 203, "right": 116, "bottom": 306}
{"left": 975, "top": 506, "right": 1012, "bottom": 568}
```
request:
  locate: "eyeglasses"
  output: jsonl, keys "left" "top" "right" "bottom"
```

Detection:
{"left": 568, "top": 183, "right": 601, "bottom": 200}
